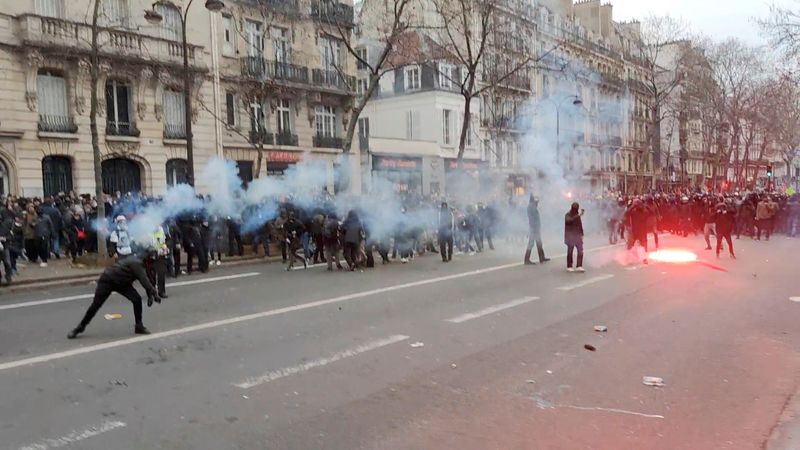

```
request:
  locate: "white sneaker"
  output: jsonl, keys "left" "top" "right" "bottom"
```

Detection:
{"left": 39, "top": 262, "right": 48, "bottom": 268}
{"left": 567, "top": 267, "right": 575, "bottom": 272}
{"left": 576, "top": 267, "right": 585, "bottom": 273}
{"left": 401, "top": 258, "right": 408, "bottom": 264}
{"left": 215, "top": 260, "right": 221, "bottom": 266}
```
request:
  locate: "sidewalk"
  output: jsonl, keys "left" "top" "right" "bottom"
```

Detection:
{"left": 2, "top": 248, "right": 280, "bottom": 293}
{"left": 767, "top": 384, "right": 800, "bottom": 450}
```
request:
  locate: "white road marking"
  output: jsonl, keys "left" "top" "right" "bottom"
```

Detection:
{"left": 0, "top": 242, "right": 625, "bottom": 372}
{"left": 234, "top": 334, "right": 409, "bottom": 389}
{"left": 555, "top": 404, "right": 664, "bottom": 419}
{"left": 0, "top": 272, "right": 261, "bottom": 311}
{"left": 17, "top": 420, "right": 126, "bottom": 450}
{"left": 557, "top": 274, "right": 615, "bottom": 291}
{"left": 790, "top": 296, "right": 800, "bottom": 303}
{"left": 445, "top": 297, "right": 540, "bottom": 323}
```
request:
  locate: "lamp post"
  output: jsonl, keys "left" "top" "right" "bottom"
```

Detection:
{"left": 145, "top": 0, "right": 225, "bottom": 187}
{"left": 550, "top": 94, "right": 583, "bottom": 163}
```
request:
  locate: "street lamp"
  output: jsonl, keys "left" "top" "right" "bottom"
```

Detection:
{"left": 144, "top": 0, "right": 226, "bottom": 186}
{"left": 549, "top": 94, "right": 583, "bottom": 163}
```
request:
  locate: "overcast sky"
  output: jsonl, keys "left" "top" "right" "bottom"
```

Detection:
{"left": 610, "top": 0, "right": 795, "bottom": 46}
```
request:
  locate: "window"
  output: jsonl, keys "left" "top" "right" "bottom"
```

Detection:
{"left": 225, "top": 92, "right": 237, "bottom": 127}
{"left": 250, "top": 98, "right": 266, "bottom": 132}
{"left": 357, "top": 117, "right": 369, "bottom": 138}
{"left": 356, "top": 47, "right": 368, "bottom": 70}
{"left": 102, "top": 158, "right": 141, "bottom": 194}
{"left": 272, "top": 27, "right": 290, "bottom": 64}
{"left": 439, "top": 63, "right": 454, "bottom": 89}
{"left": 276, "top": 99, "right": 291, "bottom": 134}
{"left": 106, "top": 80, "right": 132, "bottom": 135}
{"left": 356, "top": 78, "right": 368, "bottom": 96}
{"left": 236, "top": 160, "right": 254, "bottom": 188}
{"left": 42, "top": 156, "right": 73, "bottom": 196}
{"left": 245, "top": 20, "right": 264, "bottom": 58}
{"left": 442, "top": 109, "right": 452, "bottom": 145}
{"left": 100, "top": 0, "right": 128, "bottom": 26}
{"left": 35, "top": 0, "right": 64, "bottom": 18}
{"left": 405, "top": 65, "right": 420, "bottom": 91}
{"left": 320, "top": 36, "right": 341, "bottom": 72}
{"left": 37, "top": 70, "right": 71, "bottom": 132}
{"left": 315, "top": 105, "right": 336, "bottom": 138}
{"left": 222, "top": 15, "right": 235, "bottom": 56}
{"left": 156, "top": 3, "right": 182, "bottom": 41}
{"left": 166, "top": 159, "right": 189, "bottom": 186}
{"left": 162, "top": 89, "right": 186, "bottom": 138}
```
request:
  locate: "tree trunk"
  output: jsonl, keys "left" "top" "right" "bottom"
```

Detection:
{"left": 182, "top": 15, "right": 195, "bottom": 186}
{"left": 456, "top": 76, "right": 476, "bottom": 162}
{"left": 255, "top": 145, "right": 263, "bottom": 179}
{"left": 342, "top": 71, "right": 380, "bottom": 155}
{"left": 90, "top": 0, "right": 107, "bottom": 257}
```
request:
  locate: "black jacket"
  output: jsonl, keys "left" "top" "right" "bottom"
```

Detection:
{"left": 564, "top": 211, "right": 584, "bottom": 245}
{"left": 98, "top": 257, "right": 157, "bottom": 296}
{"left": 527, "top": 204, "right": 541, "bottom": 237}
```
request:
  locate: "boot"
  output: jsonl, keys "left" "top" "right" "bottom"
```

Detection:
{"left": 134, "top": 324, "right": 151, "bottom": 335}
{"left": 67, "top": 326, "right": 85, "bottom": 339}
{"left": 524, "top": 250, "right": 536, "bottom": 265}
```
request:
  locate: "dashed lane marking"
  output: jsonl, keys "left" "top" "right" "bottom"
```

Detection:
{"left": 445, "top": 297, "right": 540, "bottom": 323}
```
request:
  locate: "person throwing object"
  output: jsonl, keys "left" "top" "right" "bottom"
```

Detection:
{"left": 67, "top": 250, "right": 161, "bottom": 339}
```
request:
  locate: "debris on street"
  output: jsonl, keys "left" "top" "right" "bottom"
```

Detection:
{"left": 104, "top": 313, "right": 122, "bottom": 320}
{"left": 594, "top": 325, "right": 608, "bottom": 332}
{"left": 584, "top": 344, "right": 597, "bottom": 351}
{"left": 643, "top": 376, "right": 665, "bottom": 387}
{"left": 410, "top": 342, "right": 425, "bottom": 348}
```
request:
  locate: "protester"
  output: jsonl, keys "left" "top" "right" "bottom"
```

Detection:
{"left": 564, "top": 202, "right": 585, "bottom": 272}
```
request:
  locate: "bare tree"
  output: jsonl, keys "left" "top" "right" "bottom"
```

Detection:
{"left": 429, "top": 0, "right": 548, "bottom": 162}
{"left": 326, "top": 0, "right": 415, "bottom": 155}
{"left": 760, "top": 1, "right": 800, "bottom": 74}
{"left": 625, "top": 16, "right": 691, "bottom": 185}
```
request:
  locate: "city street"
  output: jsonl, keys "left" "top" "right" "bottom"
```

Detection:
{"left": 1, "top": 233, "right": 799, "bottom": 449}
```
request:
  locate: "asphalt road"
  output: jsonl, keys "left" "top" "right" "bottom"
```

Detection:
{"left": 1, "top": 232, "right": 799, "bottom": 450}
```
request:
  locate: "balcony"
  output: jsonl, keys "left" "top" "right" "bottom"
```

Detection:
{"left": 275, "top": 131, "right": 299, "bottom": 146}
{"left": 607, "top": 136, "right": 623, "bottom": 147}
{"left": 249, "top": 129, "right": 274, "bottom": 145}
{"left": 312, "top": 69, "right": 354, "bottom": 91}
{"left": 106, "top": 121, "right": 140, "bottom": 137}
{"left": 310, "top": 1, "right": 355, "bottom": 27}
{"left": 17, "top": 14, "right": 205, "bottom": 70}
{"left": 313, "top": 134, "right": 343, "bottom": 149}
{"left": 241, "top": 57, "right": 309, "bottom": 84}
{"left": 38, "top": 115, "right": 77, "bottom": 133}
{"left": 163, "top": 123, "right": 186, "bottom": 139}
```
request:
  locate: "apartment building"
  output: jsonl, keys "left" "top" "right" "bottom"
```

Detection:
{"left": 0, "top": 0, "right": 356, "bottom": 197}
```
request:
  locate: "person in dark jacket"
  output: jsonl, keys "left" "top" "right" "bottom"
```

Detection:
{"left": 715, "top": 200, "right": 736, "bottom": 259}
{"left": 525, "top": 195, "right": 550, "bottom": 265}
{"left": 67, "top": 252, "right": 161, "bottom": 339}
{"left": 478, "top": 203, "right": 496, "bottom": 250}
{"left": 323, "top": 212, "right": 343, "bottom": 271}
{"left": 65, "top": 209, "right": 87, "bottom": 262}
{"left": 342, "top": 210, "right": 364, "bottom": 271}
{"left": 438, "top": 202, "right": 455, "bottom": 262}
{"left": 624, "top": 199, "right": 649, "bottom": 252}
{"left": 310, "top": 212, "right": 326, "bottom": 264}
{"left": 0, "top": 208, "right": 13, "bottom": 284}
{"left": 34, "top": 206, "right": 54, "bottom": 266}
{"left": 40, "top": 197, "right": 63, "bottom": 259}
{"left": 564, "top": 202, "right": 585, "bottom": 272}
{"left": 284, "top": 211, "right": 307, "bottom": 270}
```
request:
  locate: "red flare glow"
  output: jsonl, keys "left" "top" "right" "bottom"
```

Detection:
{"left": 648, "top": 249, "right": 698, "bottom": 264}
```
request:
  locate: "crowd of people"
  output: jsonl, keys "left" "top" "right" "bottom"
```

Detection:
{"left": 1, "top": 189, "right": 797, "bottom": 288}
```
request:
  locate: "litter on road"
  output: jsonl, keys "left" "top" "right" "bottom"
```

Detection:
{"left": 104, "top": 313, "right": 122, "bottom": 320}
{"left": 594, "top": 325, "right": 608, "bottom": 332}
{"left": 643, "top": 376, "right": 665, "bottom": 387}
{"left": 584, "top": 344, "right": 597, "bottom": 351}
{"left": 451, "top": 363, "right": 457, "bottom": 369}
{"left": 789, "top": 297, "right": 800, "bottom": 303}
{"left": 410, "top": 342, "right": 425, "bottom": 348}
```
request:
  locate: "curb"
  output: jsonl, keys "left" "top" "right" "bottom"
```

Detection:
{"left": 0, "top": 254, "right": 281, "bottom": 294}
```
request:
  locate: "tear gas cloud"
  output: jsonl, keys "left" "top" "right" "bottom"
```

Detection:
{"left": 120, "top": 55, "right": 629, "bottom": 248}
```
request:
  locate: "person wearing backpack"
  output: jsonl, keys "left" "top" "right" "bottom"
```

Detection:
{"left": 323, "top": 212, "right": 343, "bottom": 271}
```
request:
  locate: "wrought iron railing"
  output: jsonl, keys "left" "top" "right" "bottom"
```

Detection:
{"left": 241, "top": 57, "right": 309, "bottom": 84}
{"left": 163, "top": 123, "right": 186, "bottom": 139}
{"left": 313, "top": 134, "right": 343, "bottom": 148}
{"left": 275, "top": 131, "right": 299, "bottom": 146}
{"left": 38, "top": 114, "right": 77, "bottom": 133}
{"left": 106, "top": 121, "right": 140, "bottom": 137}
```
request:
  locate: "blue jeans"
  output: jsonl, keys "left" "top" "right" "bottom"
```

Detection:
{"left": 51, "top": 235, "right": 60, "bottom": 257}
{"left": 301, "top": 232, "right": 311, "bottom": 259}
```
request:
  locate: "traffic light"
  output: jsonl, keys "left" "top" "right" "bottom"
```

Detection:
{"left": 767, "top": 165, "right": 773, "bottom": 178}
